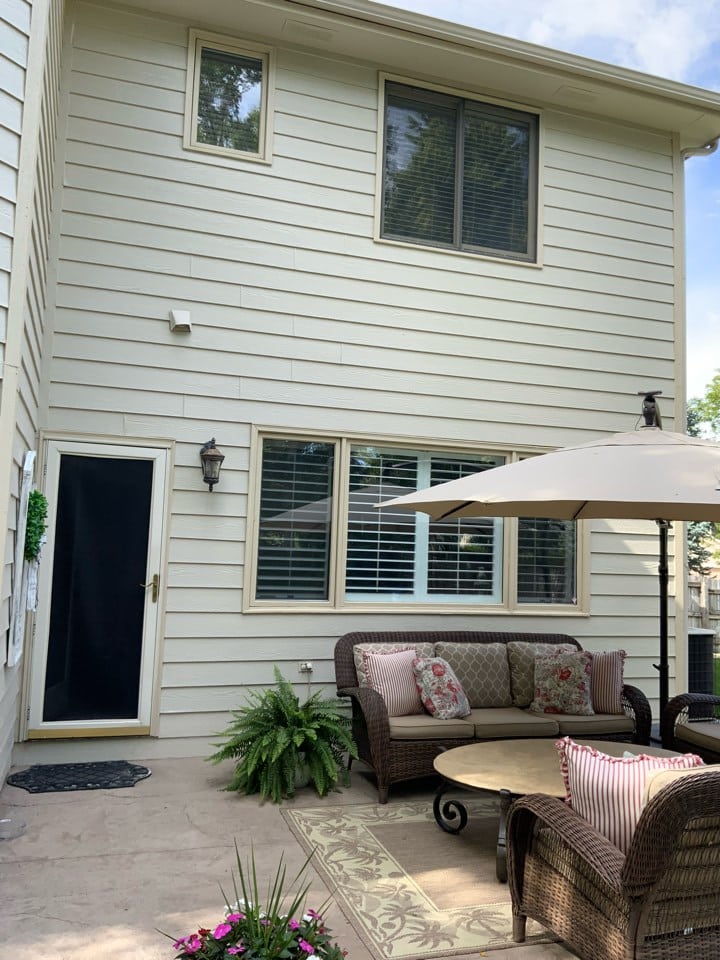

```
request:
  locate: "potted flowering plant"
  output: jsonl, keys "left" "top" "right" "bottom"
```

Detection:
{"left": 164, "top": 845, "right": 347, "bottom": 959}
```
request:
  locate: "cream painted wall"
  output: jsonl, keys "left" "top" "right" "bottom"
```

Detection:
{"left": 13, "top": 0, "right": 684, "bottom": 763}
{"left": 0, "top": 0, "right": 64, "bottom": 780}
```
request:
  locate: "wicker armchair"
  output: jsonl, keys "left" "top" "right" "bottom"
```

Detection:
{"left": 507, "top": 770, "right": 720, "bottom": 960}
{"left": 661, "top": 692, "right": 720, "bottom": 762}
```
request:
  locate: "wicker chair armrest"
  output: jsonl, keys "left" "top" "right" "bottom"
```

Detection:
{"left": 621, "top": 684, "right": 652, "bottom": 744}
{"left": 507, "top": 793, "right": 626, "bottom": 895}
{"left": 661, "top": 692, "right": 720, "bottom": 749}
{"left": 338, "top": 685, "right": 391, "bottom": 741}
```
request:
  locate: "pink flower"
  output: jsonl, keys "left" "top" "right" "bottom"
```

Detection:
{"left": 184, "top": 935, "right": 203, "bottom": 955}
{"left": 172, "top": 935, "right": 191, "bottom": 949}
{"left": 226, "top": 912, "right": 243, "bottom": 923}
{"left": 289, "top": 918, "right": 300, "bottom": 930}
{"left": 214, "top": 922, "right": 232, "bottom": 939}
{"left": 228, "top": 946, "right": 246, "bottom": 955}
{"left": 305, "top": 909, "right": 321, "bottom": 920}
{"left": 431, "top": 663, "right": 446, "bottom": 677}
{"left": 299, "top": 939, "right": 315, "bottom": 953}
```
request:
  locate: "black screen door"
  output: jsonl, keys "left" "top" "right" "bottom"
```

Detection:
{"left": 42, "top": 454, "right": 153, "bottom": 722}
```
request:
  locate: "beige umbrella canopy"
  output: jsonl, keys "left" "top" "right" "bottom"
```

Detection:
{"left": 378, "top": 427, "right": 720, "bottom": 524}
{"left": 379, "top": 411, "right": 720, "bottom": 714}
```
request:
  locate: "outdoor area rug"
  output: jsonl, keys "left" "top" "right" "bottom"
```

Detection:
{"left": 7, "top": 760, "right": 151, "bottom": 793}
{"left": 282, "top": 796, "right": 554, "bottom": 960}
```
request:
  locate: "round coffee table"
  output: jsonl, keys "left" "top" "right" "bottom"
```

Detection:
{"left": 433, "top": 738, "right": 679, "bottom": 882}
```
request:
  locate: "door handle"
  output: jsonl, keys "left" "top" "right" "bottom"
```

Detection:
{"left": 141, "top": 573, "right": 159, "bottom": 603}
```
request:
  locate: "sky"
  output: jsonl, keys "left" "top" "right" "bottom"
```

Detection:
{"left": 369, "top": 0, "right": 720, "bottom": 400}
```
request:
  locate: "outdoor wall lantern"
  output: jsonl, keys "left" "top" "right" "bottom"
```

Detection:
{"left": 199, "top": 438, "right": 225, "bottom": 492}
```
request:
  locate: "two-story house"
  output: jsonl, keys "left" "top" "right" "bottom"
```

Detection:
{"left": 2, "top": 0, "right": 720, "bottom": 781}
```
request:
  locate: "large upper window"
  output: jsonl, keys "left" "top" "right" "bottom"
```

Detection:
{"left": 250, "top": 435, "right": 577, "bottom": 609}
{"left": 381, "top": 81, "right": 539, "bottom": 261}
{"left": 185, "top": 31, "right": 273, "bottom": 161}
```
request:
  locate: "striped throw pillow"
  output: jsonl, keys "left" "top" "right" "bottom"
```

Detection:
{"left": 590, "top": 650, "right": 626, "bottom": 714}
{"left": 556, "top": 737, "right": 704, "bottom": 854}
{"left": 363, "top": 648, "right": 423, "bottom": 717}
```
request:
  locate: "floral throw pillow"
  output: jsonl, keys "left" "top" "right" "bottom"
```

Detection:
{"left": 529, "top": 650, "right": 594, "bottom": 715}
{"left": 413, "top": 657, "right": 471, "bottom": 720}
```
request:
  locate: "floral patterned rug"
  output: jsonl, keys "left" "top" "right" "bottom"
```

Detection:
{"left": 282, "top": 796, "right": 553, "bottom": 959}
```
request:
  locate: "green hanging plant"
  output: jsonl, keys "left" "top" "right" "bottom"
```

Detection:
{"left": 24, "top": 490, "right": 48, "bottom": 562}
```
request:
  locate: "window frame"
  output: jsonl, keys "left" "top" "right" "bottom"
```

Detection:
{"left": 376, "top": 73, "right": 542, "bottom": 264}
{"left": 184, "top": 29, "right": 274, "bottom": 163}
{"left": 244, "top": 428, "right": 586, "bottom": 614}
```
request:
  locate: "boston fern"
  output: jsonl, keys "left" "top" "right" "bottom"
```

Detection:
{"left": 209, "top": 667, "right": 357, "bottom": 804}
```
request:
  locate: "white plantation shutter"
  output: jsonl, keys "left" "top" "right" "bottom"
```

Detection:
{"left": 255, "top": 439, "right": 335, "bottom": 600}
{"left": 345, "top": 448, "right": 504, "bottom": 602}
{"left": 251, "top": 436, "right": 578, "bottom": 608}
{"left": 517, "top": 518, "right": 577, "bottom": 604}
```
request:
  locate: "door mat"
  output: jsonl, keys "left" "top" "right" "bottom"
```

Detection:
{"left": 6, "top": 760, "right": 151, "bottom": 793}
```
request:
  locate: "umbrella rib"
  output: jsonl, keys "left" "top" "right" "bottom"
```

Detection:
{"left": 572, "top": 502, "right": 588, "bottom": 520}
{"left": 438, "top": 501, "right": 473, "bottom": 520}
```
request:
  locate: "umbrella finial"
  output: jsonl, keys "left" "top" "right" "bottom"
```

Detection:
{"left": 638, "top": 390, "right": 663, "bottom": 428}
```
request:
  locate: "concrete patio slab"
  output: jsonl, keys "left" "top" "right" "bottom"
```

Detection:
{"left": 0, "top": 757, "right": 577, "bottom": 960}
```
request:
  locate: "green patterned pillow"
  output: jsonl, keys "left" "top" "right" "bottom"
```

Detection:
{"left": 434, "top": 642, "right": 512, "bottom": 708}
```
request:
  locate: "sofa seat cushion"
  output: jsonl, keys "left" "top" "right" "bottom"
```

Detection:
{"left": 388, "top": 714, "right": 475, "bottom": 740}
{"left": 470, "top": 707, "right": 560, "bottom": 739}
{"left": 555, "top": 713, "right": 635, "bottom": 736}
{"left": 674, "top": 720, "right": 720, "bottom": 753}
{"left": 434, "top": 642, "right": 512, "bottom": 708}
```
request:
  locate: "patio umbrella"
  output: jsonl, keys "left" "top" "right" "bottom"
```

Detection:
{"left": 378, "top": 399, "right": 720, "bottom": 714}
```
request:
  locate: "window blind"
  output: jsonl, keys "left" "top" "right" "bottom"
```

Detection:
{"left": 517, "top": 518, "right": 577, "bottom": 604}
{"left": 255, "top": 439, "right": 334, "bottom": 600}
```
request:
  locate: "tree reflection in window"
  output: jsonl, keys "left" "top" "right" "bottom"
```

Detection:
{"left": 197, "top": 47, "right": 262, "bottom": 153}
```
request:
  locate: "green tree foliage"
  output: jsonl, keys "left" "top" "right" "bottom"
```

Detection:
{"left": 693, "top": 370, "right": 720, "bottom": 435}
{"left": 197, "top": 48, "right": 262, "bottom": 152}
{"left": 687, "top": 372, "right": 720, "bottom": 573}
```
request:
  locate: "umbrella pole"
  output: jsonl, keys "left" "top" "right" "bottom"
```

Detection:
{"left": 655, "top": 520, "right": 670, "bottom": 716}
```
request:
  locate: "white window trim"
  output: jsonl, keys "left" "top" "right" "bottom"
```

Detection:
{"left": 184, "top": 29, "right": 275, "bottom": 163}
{"left": 374, "top": 71, "right": 544, "bottom": 268}
{"left": 243, "top": 428, "right": 587, "bottom": 615}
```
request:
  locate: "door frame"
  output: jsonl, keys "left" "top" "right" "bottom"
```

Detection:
{"left": 23, "top": 435, "right": 172, "bottom": 739}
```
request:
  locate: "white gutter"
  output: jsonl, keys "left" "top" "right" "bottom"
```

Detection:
{"left": 681, "top": 137, "right": 720, "bottom": 160}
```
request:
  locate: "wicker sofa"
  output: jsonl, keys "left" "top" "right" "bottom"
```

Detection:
{"left": 661, "top": 692, "right": 720, "bottom": 761}
{"left": 334, "top": 630, "right": 652, "bottom": 802}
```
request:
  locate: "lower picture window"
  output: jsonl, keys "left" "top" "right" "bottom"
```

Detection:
{"left": 252, "top": 435, "right": 577, "bottom": 608}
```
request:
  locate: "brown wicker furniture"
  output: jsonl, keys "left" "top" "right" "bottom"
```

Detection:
{"left": 661, "top": 692, "right": 720, "bottom": 761}
{"left": 334, "top": 630, "right": 652, "bottom": 803}
{"left": 433, "top": 738, "right": 676, "bottom": 882}
{"left": 507, "top": 768, "right": 720, "bottom": 960}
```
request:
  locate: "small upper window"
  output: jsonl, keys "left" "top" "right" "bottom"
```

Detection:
{"left": 185, "top": 31, "right": 273, "bottom": 162}
{"left": 381, "top": 81, "right": 539, "bottom": 261}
